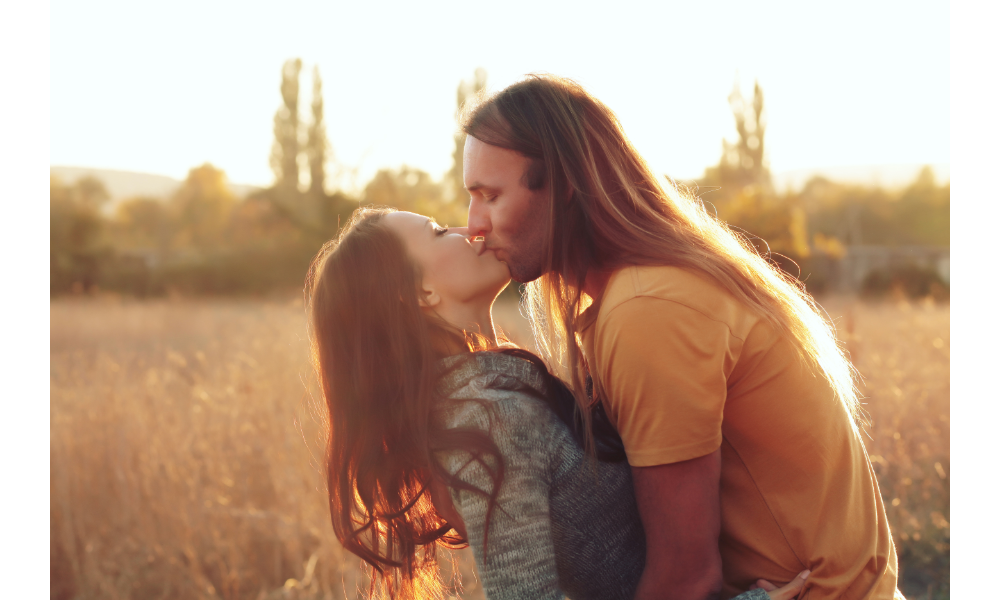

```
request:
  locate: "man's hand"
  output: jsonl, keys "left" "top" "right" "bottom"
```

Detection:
{"left": 631, "top": 448, "right": 723, "bottom": 600}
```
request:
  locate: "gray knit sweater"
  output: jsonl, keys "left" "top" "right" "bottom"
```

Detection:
{"left": 436, "top": 352, "right": 770, "bottom": 600}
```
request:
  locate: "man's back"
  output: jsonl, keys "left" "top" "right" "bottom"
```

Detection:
{"left": 578, "top": 265, "right": 898, "bottom": 599}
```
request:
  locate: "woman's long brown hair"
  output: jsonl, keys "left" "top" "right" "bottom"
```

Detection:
{"left": 304, "top": 207, "right": 505, "bottom": 599}
{"left": 461, "top": 74, "right": 862, "bottom": 448}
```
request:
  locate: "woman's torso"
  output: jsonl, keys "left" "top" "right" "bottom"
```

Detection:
{"left": 435, "top": 351, "right": 646, "bottom": 600}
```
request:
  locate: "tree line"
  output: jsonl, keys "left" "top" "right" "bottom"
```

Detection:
{"left": 50, "top": 66, "right": 948, "bottom": 297}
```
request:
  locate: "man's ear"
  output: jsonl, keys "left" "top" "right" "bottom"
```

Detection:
{"left": 417, "top": 285, "right": 441, "bottom": 309}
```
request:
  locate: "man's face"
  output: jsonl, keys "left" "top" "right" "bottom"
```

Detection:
{"left": 464, "top": 136, "right": 550, "bottom": 283}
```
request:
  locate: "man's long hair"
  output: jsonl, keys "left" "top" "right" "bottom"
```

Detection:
{"left": 461, "top": 74, "right": 861, "bottom": 445}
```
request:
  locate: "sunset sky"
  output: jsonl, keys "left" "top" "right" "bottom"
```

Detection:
{"left": 50, "top": 0, "right": 949, "bottom": 190}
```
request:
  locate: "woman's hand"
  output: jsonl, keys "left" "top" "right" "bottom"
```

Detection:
{"left": 749, "top": 570, "right": 810, "bottom": 600}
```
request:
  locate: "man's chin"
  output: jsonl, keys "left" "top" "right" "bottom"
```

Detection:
{"left": 508, "top": 265, "right": 544, "bottom": 284}
{"left": 497, "top": 251, "right": 543, "bottom": 284}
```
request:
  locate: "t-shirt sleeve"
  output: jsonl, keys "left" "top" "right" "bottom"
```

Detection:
{"left": 444, "top": 397, "right": 566, "bottom": 600}
{"left": 595, "top": 296, "right": 739, "bottom": 467}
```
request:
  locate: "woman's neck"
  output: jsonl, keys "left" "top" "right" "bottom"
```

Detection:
{"left": 435, "top": 301, "right": 498, "bottom": 347}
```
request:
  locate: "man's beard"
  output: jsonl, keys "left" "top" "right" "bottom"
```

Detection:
{"left": 507, "top": 259, "right": 544, "bottom": 284}
{"left": 504, "top": 197, "right": 550, "bottom": 284}
{"left": 503, "top": 237, "right": 546, "bottom": 284}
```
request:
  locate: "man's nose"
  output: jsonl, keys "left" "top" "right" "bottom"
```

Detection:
{"left": 467, "top": 197, "right": 491, "bottom": 237}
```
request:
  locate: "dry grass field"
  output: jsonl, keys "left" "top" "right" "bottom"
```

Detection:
{"left": 50, "top": 294, "right": 948, "bottom": 600}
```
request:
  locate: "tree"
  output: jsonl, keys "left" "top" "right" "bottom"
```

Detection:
{"left": 715, "top": 188, "right": 810, "bottom": 260}
{"left": 364, "top": 166, "right": 443, "bottom": 213}
{"left": 50, "top": 174, "right": 111, "bottom": 293}
{"left": 694, "top": 81, "right": 812, "bottom": 283}
{"left": 363, "top": 166, "right": 466, "bottom": 227}
{"left": 270, "top": 58, "right": 303, "bottom": 195}
{"left": 799, "top": 167, "right": 949, "bottom": 248}
{"left": 700, "top": 79, "right": 772, "bottom": 200}
{"left": 306, "top": 65, "right": 329, "bottom": 200}
{"left": 264, "top": 59, "right": 349, "bottom": 237}
{"left": 169, "top": 163, "right": 235, "bottom": 250}
{"left": 114, "top": 196, "right": 172, "bottom": 252}
{"left": 448, "top": 68, "right": 487, "bottom": 203}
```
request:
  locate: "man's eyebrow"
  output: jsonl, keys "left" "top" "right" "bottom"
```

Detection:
{"left": 466, "top": 182, "right": 497, "bottom": 193}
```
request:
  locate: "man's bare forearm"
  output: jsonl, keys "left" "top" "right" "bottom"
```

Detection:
{"left": 632, "top": 555, "right": 722, "bottom": 600}
{"left": 630, "top": 449, "right": 723, "bottom": 600}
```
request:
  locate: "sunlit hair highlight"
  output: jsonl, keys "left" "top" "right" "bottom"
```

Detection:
{"left": 304, "top": 207, "right": 505, "bottom": 599}
{"left": 461, "top": 74, "right": 862, "bottom": 445}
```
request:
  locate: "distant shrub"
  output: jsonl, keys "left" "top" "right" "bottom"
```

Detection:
{"left": 861, "top": 265, "right": 949, "bottom": 300}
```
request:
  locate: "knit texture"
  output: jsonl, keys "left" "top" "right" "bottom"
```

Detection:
{"left": 436, "top": 352, "right": 771, "bottom": 600}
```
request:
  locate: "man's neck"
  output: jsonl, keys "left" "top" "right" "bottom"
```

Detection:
{"left": 582, "top": 269, "right": 614, "bottom": 303}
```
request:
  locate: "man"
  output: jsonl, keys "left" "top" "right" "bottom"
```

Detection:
{"left": 461, "top": 74, "right": 899, "bottom": 600}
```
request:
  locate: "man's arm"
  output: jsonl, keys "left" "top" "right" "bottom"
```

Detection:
{"left": 631, "top": 448, "right": 723, "bottom": 600}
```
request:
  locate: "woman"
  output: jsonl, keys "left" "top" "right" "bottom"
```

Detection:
{"left": 305, "top": 206, "right": 808, "bottom": 600}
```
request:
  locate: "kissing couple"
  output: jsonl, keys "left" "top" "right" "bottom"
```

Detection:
{"left": 304, "top": 75, "right": 901, "bottom": 600}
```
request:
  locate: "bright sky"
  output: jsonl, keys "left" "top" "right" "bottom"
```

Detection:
{"left": 50, "top": 0, "right": 949, "bottom": 190}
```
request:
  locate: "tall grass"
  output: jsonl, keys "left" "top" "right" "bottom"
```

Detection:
{"left": 50, "top": 297, "right": 487, "bottom": 600}
{"left": 50, "top": 294, "right": 948, "bottom": 599}
{"left": 826, "top": 296, "right": 950, "bottom": 599}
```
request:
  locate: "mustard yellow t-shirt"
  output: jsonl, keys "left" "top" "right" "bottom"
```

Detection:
{"left": 578, "top": 265, "right": 898, "bottom": 600}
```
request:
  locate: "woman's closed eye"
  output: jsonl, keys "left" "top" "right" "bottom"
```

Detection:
{"left": 434, "top": 226, "right": 449, "bottom": 236}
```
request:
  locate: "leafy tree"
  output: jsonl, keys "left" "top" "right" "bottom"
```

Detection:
{"left": 50, "top": 174, "right": 111, "bottom": 293}
{"left": 306, "top": 64, "right": 329, "bottom": 200}
{"left": 798, "top": 168, "right": 949, "bottom": 248}
{"left": 695, "top": 80, "right": 805, "bottom": 271}
{"left": 364, "top": 166, "right": 441, "bottom": 211}
{"left": 364, "top": 166, "right": 466, "bottom": 227}
{"left": 894, "top": 166, "right": 949, "bottom": 246}
{"left": 714, "top": 186, "right": 811, "bottom": 275}
{"left": 262, "top": 59, "right": 351, "bottom": 237}
{"left": 113, "top": 196, "right": 172, "bottom": 252}
{"left": 700, "top": 79, "right": 772, "bottom": 200}
{"left": 270, "top": 58, "right": 303, "bottom": 195}
{"left": 169, "top": 163, "right": 235, "bottom": 250}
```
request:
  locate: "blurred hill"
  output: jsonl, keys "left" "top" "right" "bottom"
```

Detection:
{"left": 50, "top": 166, "right": 262, "bottom": 210}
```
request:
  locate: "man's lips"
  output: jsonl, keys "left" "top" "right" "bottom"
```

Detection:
{"left": 472, "top": 236, "right": 498, "bottom": 258}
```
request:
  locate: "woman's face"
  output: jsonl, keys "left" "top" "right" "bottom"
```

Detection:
{"left": 383, "top": 211, "right": 511, "bottom": 307}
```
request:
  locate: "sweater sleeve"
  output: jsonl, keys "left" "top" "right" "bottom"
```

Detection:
{"left": 733, "top": 588, "right": 772, "bottom": 600}
{"left": 444, "top": 396, "right": 565, "bottom": 600}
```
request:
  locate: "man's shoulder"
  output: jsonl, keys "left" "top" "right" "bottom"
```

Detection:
{"left": 597, "top": 265, "right": 756, "bottom": 336}
{"left": 599, "top": 264, "right": 738, "bottom": 317}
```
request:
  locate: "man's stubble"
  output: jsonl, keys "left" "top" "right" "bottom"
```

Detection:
{"left": 503, "top": 197, "right": 550, "bottom": 284}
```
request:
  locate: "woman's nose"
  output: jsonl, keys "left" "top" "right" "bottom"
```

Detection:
{"left": 450, "top": 226, "right": 470, "bottom": 237}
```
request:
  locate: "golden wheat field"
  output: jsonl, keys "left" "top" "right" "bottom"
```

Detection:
{"left": 50, "top": 294, "right": 949, "bottom": 600}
